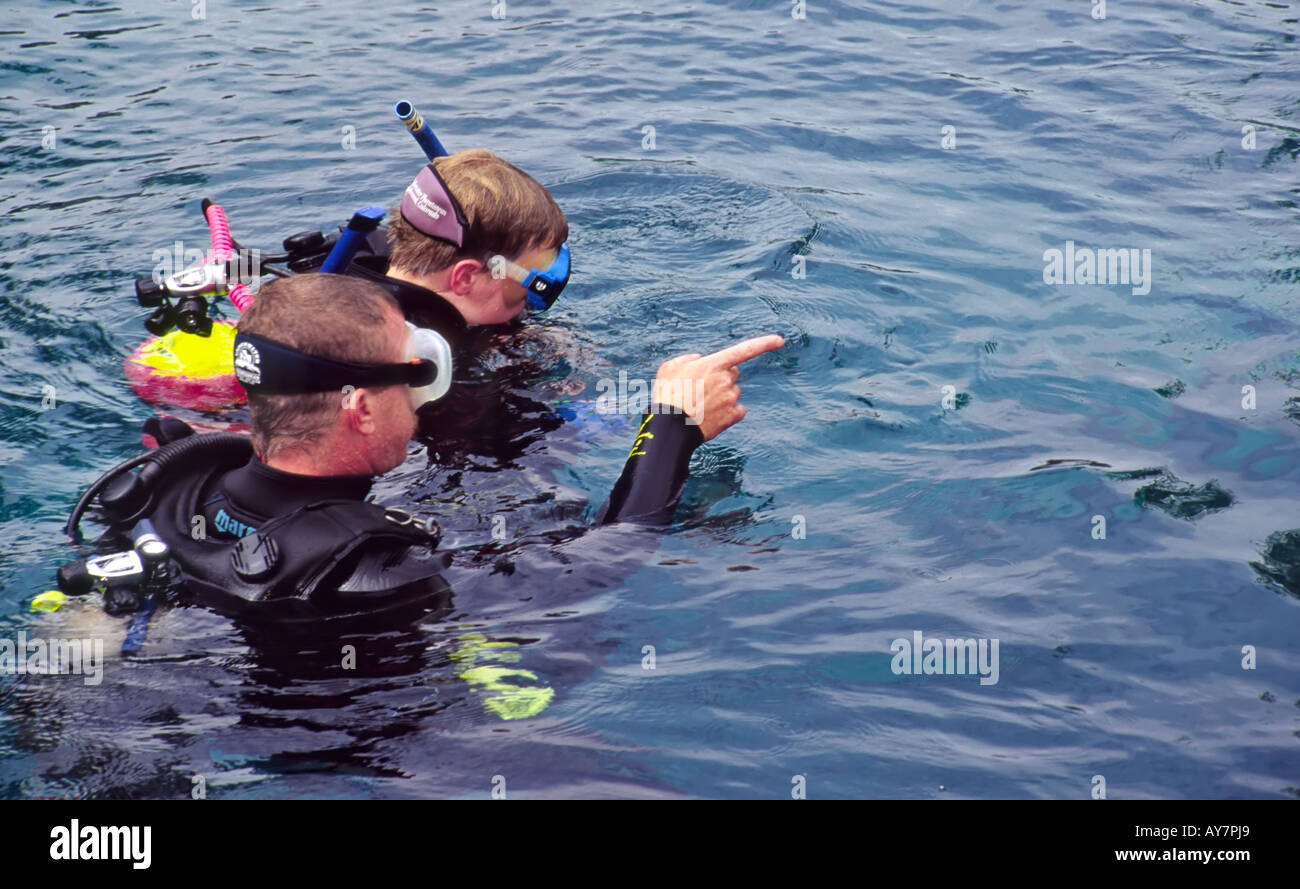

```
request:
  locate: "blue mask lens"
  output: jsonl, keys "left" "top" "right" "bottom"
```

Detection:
{"left": 521, "top": 243, "right": 570, "bottom": 311}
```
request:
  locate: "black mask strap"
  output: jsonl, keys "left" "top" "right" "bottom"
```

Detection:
{"left": 233, "top": 333, "right": 435, "bottom": 395}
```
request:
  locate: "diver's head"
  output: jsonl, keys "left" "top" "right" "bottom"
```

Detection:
{"left": 235, "top": 274, "right": 419, "bottom": 476}
{"left": 386, "top": 148, "right": 569, "bottom": 326}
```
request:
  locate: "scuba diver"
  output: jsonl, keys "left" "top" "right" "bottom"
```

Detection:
{"left": 340, "top": 147, "right": 570, "bottom": 337}
{"left": 67, "top": 273, "right": 784, "bottom": 633}
{"left": 129, "top": 110, "right": 579, "bottom": 466}
{"left": 350, "top": 147, "right": 580, "bottom": 467}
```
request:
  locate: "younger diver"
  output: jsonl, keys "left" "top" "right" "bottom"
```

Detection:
{"left": 67, "top": 273, "right": 783, "bottom": 625}
{"left": 330, "top": 148, "right": 583, "bottom": 465}
{"left": 337, "top": 148, "right": 569, "bottom": 345}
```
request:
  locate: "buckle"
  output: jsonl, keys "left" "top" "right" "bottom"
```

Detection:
{"left": 385, "top": 508, "right": 438, "bottom": 539}
{"left": 384, "top": 507, "right": 414, "bottom": 527}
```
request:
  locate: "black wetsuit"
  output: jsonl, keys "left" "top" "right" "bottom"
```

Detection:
{"left": 101, "top": 234, "right": 706, "bottom": 619}
{"left": 600, "top": 411, "right": 703, "bottom": 524}
{"left": 191, "top": 409, "right": 701, "bottom": 535}
{"left": 326, "top": 235, "right": 470, "bottom": 351}
{"left": 197, "top": 459, "right": 373, "bottom": 541}
{"left": 327, "top": 243, "right": 571, "bottom": 466}
{"left": 79, "top": 408, "right": 703, "bottom": 626}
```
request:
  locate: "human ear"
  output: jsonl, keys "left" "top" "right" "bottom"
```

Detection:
{"left": 346, "top": 387, "right": 379, "bottom": 435}
{"left": 447, "top": 258, "right": 485, "bottom": 297}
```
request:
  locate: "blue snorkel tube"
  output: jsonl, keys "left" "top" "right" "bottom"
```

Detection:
{"left": 395, "top": 100, "right": 449, "bottom": 160}
{"left": 318, "top": 102, "right": 445, "bottom": 277}
{"left": 319, "top": 205, "right": 387, "bottom": 274}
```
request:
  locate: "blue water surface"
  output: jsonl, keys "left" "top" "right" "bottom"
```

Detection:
{"left": 0, "top": 0, "right": 1297, "bottom": 799}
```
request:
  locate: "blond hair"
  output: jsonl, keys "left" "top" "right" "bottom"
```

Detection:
{"left": 388, "top": 148, "right": 568, "bottom": 277}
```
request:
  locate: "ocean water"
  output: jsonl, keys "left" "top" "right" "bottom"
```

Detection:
{"left": 0, "top": 0, "right": 1297, "bottom": 799}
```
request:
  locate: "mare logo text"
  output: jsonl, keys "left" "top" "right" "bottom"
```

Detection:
{"left": 890, "top": 630, "right": 1000, "bottom": 686}
{"left": 49, "top": 820, "right": 151, "bottom": 869}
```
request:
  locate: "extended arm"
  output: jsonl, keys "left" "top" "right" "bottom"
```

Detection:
{"left": 599, "top": 334, "right": 784, "bottom": 527}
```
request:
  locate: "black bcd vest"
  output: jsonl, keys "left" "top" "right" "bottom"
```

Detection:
{"left": 106, "top": 434, "right": 451, "bottom": 627}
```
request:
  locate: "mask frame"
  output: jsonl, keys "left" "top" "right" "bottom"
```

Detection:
{"left": 490, "top": 242, "right": 571, "bottom": 311}
{"left": 405, "top": 322, "right": 453, "bottom": 409}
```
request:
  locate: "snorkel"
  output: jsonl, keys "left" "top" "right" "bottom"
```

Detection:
{"left": 395, "top": 100, "right": 449, "bottom": 160}
{"left": 320, "top": 206, "right": 387, "bottom": 274}
{"left": 319, "top": 100, "right": 451, "bottom": 280}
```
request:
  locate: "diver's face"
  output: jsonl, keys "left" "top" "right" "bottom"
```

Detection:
{"left": 369, "top": 307, "right": 419, "bottom": 473}
{"left": 468, "top": 244, "right": 558, "bottom": 326}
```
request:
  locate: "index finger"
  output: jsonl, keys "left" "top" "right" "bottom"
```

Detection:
{"left": 702, "top": 334, "right": 786, "bottom": 369}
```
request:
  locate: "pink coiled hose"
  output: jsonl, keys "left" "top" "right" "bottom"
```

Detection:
{"left": 204, "top": 203, "right": 253, "bottom": 312}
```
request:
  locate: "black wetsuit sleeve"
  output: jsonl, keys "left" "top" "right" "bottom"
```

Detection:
{"left": 453, "top": 409, "right": 705, "bottom": 608}
{"left": 599, "top": 407, "right": 704, "bottom": 525}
